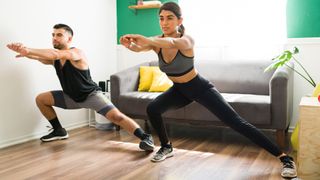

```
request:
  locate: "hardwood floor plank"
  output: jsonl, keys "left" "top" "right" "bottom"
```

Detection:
{"left": 0, "top": 126, "right": 293, "bottom": 180}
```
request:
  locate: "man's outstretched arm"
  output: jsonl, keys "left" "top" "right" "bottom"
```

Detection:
{"left": 7, "top": 43, "right": 83, "bottom": 61}
{"left": 16, "top": 54, "right": 54, "bottom": 65}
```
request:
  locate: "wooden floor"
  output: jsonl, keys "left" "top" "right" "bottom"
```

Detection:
{"left": 0, "top": 124, "right": 295, "bottom": 180}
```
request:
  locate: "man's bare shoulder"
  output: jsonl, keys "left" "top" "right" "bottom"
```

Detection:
{"left": 68, "top": 47, "right": 83, "bottom": 53}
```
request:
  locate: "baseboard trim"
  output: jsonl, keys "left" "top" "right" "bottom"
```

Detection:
{"left": 0, "top": 122, "right": 88, "bottom": 149}
{"left": 288, "top": 126, "right": 295, "bottom": 133}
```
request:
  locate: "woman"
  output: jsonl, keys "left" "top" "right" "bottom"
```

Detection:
{"left": 120, "top": 2, "right": 296, "bottom": 178}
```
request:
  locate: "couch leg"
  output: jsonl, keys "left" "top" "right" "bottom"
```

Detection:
{"left": 276, "top": 130, "right": 286, "bottom": 149}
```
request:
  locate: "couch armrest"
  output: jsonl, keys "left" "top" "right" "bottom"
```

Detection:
{"left": 110, "top": 62, "right": 150, "bottom": 106}
{"left": 269, "top": 62, "right": 294, "bottom": 129}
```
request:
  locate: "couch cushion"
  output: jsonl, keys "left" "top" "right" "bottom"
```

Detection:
{"left": 150, "top": 60, "right": 275, "bottom": 95}
{"left": 184, "top": 93, "right": 271, "bottom": 125}
{"left": 118, "top": 91, "right": 271, "bottom": 125}
{"left": 118, "top": 92, "right": 185, "bottom": 119}
{"left": 195, "top": 60, "right": 274, "bottom": 95}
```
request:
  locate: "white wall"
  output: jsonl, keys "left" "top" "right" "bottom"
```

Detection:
{"left": 116, "top": 45, "right": 157, "bottom": 71}
{"left": 0, "top": 0, "right": 117, "bottom": 148}
{"left": 116, "top": 44, "right": 285, "bottom": 71}
{"left": 180, "top": 0, "right": 286, "bottom": 47}
{"left": 285, "top": 38, "right": 320, "bottom": 130}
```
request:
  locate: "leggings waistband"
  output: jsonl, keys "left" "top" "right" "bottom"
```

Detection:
{"left": 173, "top": 74, "right": 214, "bottom": 98}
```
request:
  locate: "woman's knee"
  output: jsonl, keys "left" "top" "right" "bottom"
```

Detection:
{"left": 146, "top": 102, "right": 161, "bottom": 116}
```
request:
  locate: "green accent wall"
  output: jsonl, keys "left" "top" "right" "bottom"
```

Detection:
{"left": 117, "top": 0, "right": 178, "bottom": 44}
{"left": 287, "top": 0, "right": 320, "bottom": 38}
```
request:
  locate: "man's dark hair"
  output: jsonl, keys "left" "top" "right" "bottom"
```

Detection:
{"left": 53, "top": 24, "right": 74, "bottom": 36}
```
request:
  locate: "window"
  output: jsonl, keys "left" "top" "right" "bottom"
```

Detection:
{"left": 179, "top": 0, "right": 286, "bottom": 60}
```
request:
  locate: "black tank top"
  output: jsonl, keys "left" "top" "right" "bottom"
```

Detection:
{"left": 54, "top": 60, "right": 100, "bottom": 102}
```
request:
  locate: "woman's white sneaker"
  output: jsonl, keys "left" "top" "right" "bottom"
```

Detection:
{"left": 151, "top": 145, "right": 173, "bottom": 162}
{"left": 280, "top": 155, "right": 297, "bottom": 178}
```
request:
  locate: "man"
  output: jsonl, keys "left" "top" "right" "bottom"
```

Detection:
{"left": 7, "top": 24, "right": 154, "bottom": 151}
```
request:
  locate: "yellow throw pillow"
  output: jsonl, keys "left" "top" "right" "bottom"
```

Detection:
{"left": 138, "top": 66, "right": 158, "bottom": 91}
{"left": 149, "top": 67, "right": 173, "bottom": 92}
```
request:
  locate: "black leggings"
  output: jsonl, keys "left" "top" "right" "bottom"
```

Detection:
{"left": 146, "top": 74, "right": 282, "bottom": 157}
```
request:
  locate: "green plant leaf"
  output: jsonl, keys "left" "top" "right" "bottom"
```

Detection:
{"left": 286, "top": 52, "right": 292, "bottom": 60}
{"left": 265, "top": 50, "right": 293, "bottom": 72}
{"left": 264, "top": 60, "right": 284, "bottom": 72}
{"left": 278, "top": 53, "right": 287, "bottom": 60}
{"left": 265, "top": 46, "right": 316, "bottom": 87}
{"left": 293, "top": 47, "right": 299, "bottom": 54}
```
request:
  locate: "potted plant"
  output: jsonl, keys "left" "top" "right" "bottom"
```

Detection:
{"left": 265, "top": 46, "right": 319, "bottom": 151}
{"left": 265, "top": 46, "right": 320, "bottom": 99}
{"left": 265, "top": 46, "right": 316, "bottom": 88}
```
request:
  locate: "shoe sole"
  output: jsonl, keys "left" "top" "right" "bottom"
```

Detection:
{"left": 151, "top": 151, "right": 174, "bottom": 162}
{"left": 281, "top": 175, "right": 297, "bottom": 179}
{"left": 40, "top": 134, "right": 69, "bottom": 142}
{"left": 281, "top": 167, "right": 297, "bottom": 178}
{"left": 139, "top": 141, "right": 155, "bottom": 151}
{"left": 281, "top": 173, "right": 297, "bottom": 179}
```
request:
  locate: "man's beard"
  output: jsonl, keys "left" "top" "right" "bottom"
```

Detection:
{"left": 53, "top": 44, "right": 65, "bottom": 50}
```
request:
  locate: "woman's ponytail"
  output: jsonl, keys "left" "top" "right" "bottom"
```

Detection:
{"left": 178, "top": 24, "right": 185, "bottom": 35}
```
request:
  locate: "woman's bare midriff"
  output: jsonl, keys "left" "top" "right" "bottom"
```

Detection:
{"left": 168, "top": 68, "right": 198, "bottom": 83}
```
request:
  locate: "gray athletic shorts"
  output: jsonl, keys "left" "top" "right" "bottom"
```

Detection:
{"left": 51, "top": 90, "right": 115, "bottom": 116}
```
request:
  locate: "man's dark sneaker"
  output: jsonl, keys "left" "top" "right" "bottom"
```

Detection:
{"left": 139, "top": 134, "right": 155, "bottom": 151}
{"left": 151, "top": 145, "right": 173, "bottom": 162}
{"left": 40, "top": 128, "right": 69, "bottom": 142}
{"left": 280, "top": 155, "right": 297, "bottom": 178}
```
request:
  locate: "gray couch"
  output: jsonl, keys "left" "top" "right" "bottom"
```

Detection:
{"left": 110, "top": 60, "right": 293, "bottom": 147}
